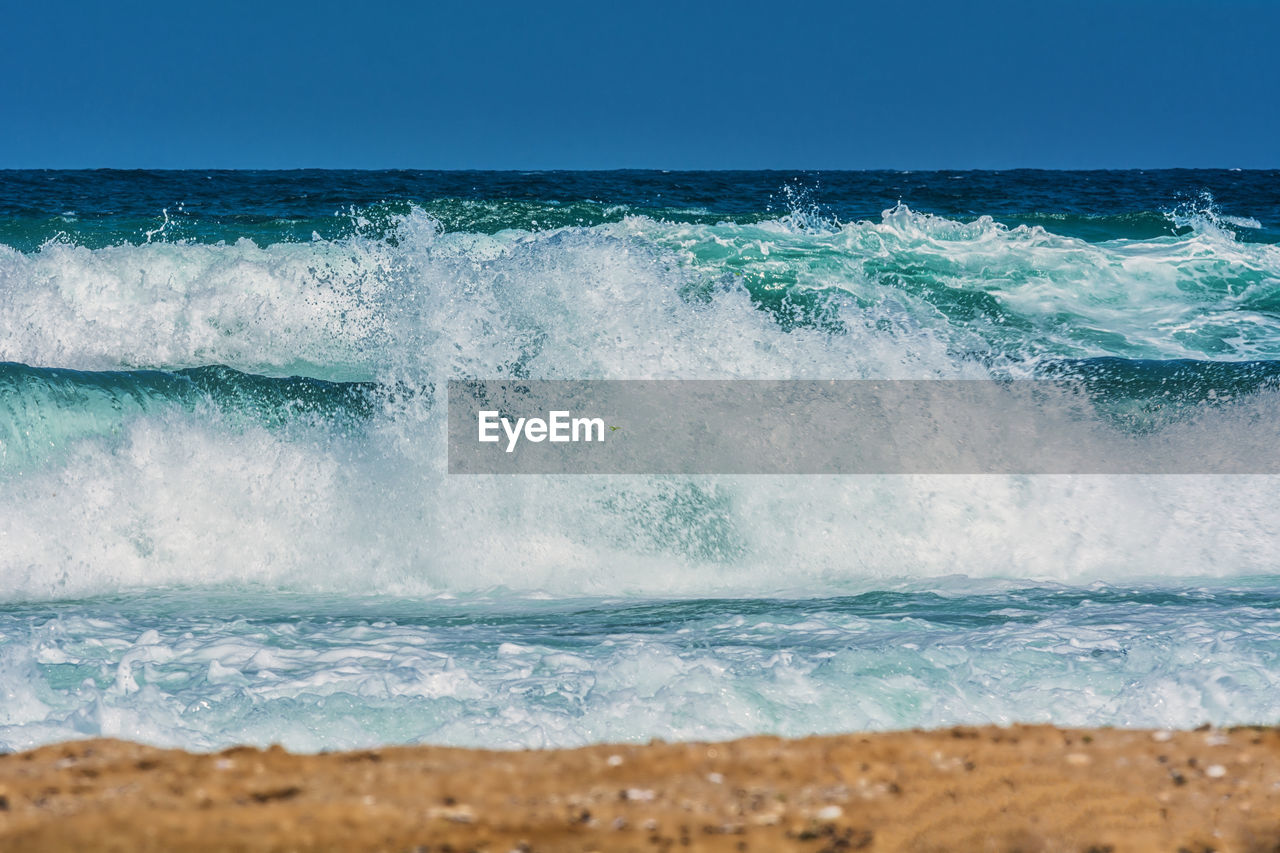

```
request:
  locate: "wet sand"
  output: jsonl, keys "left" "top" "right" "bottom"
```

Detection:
{"left": 2, "top": 725, "right": 1278, "bottom": 851}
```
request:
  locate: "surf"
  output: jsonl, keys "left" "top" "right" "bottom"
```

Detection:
{"left": 1, "top": 171, "right": 1279, "bottom": 753}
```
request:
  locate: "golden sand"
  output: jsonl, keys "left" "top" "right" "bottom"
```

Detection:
{"left": 2, "top": 726, "right": 1278, "bottom": 851}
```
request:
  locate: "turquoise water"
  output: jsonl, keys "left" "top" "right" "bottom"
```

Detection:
{"left": 4, "top": 585, "right": 1279, "bottom": 752}
{"left": 1, "top": 170, "right": 1278, "bottom": 752}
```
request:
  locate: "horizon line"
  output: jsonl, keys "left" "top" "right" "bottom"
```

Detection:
{"left": 0, "top": 165, "right": 1273, "bottom": 173}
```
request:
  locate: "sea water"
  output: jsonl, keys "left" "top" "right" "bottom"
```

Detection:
{"left": 1, "top": 170, "right": 1278, "bottom": 752}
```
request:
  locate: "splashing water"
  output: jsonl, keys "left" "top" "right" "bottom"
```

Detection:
{"left": 1, "top": 170, "right": 1279, "bottom": 752}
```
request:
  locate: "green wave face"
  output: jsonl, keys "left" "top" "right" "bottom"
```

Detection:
{"left": 639, "top": 207, "right": 1280, "bottom": 363}
{"left": 0, "top": 363, "right": 375, "bottom": 470}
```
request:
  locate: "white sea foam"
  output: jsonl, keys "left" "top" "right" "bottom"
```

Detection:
{"left": 2, "top": 205, "right": 1278, "bottom": 378}
{"left": 1, "top": 403, "right": 1278, "bottom": 602}
{"left": 1, "top": 205, "right": 1279, "bottom": 752}
{"left": 1, "top": 208, "right": 1279, "bottom": 602}
{"left": 1, "top": 588, "right": 1277, "bottom": 753}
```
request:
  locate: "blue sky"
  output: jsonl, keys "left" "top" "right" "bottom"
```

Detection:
{"left": 3, "top": 0, "right": 1276, "bottom": 169}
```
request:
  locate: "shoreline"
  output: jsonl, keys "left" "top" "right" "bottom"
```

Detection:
{"left": 2, "top": 725, "right": 1277, "bottom": 851}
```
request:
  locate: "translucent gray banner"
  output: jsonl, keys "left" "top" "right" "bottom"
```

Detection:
{"left": 447, "top": 380, "right": 1280, "bottom": 474}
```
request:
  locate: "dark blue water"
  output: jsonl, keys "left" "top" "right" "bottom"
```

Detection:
{"left": 2, "top": 169, "right": 1277, "bottom": 249}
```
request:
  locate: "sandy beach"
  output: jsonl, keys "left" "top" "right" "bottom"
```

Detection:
{"left": 2, "top": 725, "right": 1277, "bottom": 851}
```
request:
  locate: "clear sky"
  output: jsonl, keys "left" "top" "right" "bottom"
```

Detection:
{"left": 3, "top": 0, "right": 1276, "bottom": 169}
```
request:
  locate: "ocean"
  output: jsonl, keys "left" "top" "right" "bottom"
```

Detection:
{"left": 1, "top": 169, "right": 1278, "bottom": 753}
